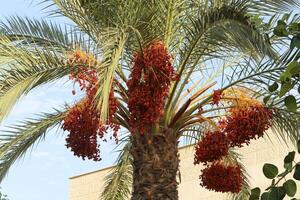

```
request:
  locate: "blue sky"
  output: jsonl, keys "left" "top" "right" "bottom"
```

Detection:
{"left": 0, "top": 1, "right": 119, "bottom": 200}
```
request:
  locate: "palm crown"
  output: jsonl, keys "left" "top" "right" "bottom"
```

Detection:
{"left": 0, "top": 0, "right": 300, "bottom": 199}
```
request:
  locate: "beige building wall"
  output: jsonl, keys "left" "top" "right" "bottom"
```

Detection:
{"left": 69, "top": 133, "right": 300, "bottom": 200}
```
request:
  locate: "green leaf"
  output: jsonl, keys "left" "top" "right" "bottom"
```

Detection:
{"left": 286, "top": 61, "right": 300, "bottom": 76}
{"left": 261, "top": 192, "right": 269, "bottom": 200}
{"left": 250, "top": 187, "right": 261, "bottom": 200}
{"left": 291, "top": 35, "right": 300, "bottom": 49}
{"left": 263, "top": 164, "right": 279, "bottom": 179}
{"left": 278, "top": 20, "right": 287, "bottom": 26}
{"left": 263, "top": 95, "right": 271, "bottom": 104}
{"left": 284, "top": 151, "right": 296, "bottom": 163}
{"left": 279, "top": 82, "right": 293, "bottom": 97}
{"left": 269, "top": 82, "right": 279, "bottom": 92}
{"left": 268, "top": 187, "right": 286, "bottom": 200}
{"left": 284, "top": 95, "right": 297, "bottom": 112}
{"left": 283, "top": 179, "right": 297, "bottom": 197}
{"left": 274, "top": 20, "right": 288, "bottom": 37}
{"left": 280, "top": 71, "right": 292, "bottom": 83}
{"left": 293, "top": 164, "right": 300, "bottom": 180}
{"left": 284, "top": 162, "right": 293, "bottom": 171}
{"left": 289, "top": 23, "right": 300, "bottom": 34}
{"left": 274, "top": 26, "right": 289, "bottom": 37}
{"left": 251, "top": 14, "right": 264, "bottom": 27}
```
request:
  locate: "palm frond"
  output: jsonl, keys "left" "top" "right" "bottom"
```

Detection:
{"left": 166, "top": 2, "right": 277, "bottom": 122}
{"left": 225, "top": 150, "right": 251, "bottom": 200}
{"left": 176, "top": 53, "right": 300, "bottom": 144}
{"left": 183, "top": 1, "right": 276, "bottom": 63}
{"left": 270, "top": 109, "right": 300, "bottom": 145}
{"left": 96, "top": 30, "right": 127, "bottom": 121}
{"left": 220, "top": 48, "right": 300, "bottom": 143}
{"left": 41, "top": 1, "right": 130, "bottom": 122}
{"left": 249, "top": 0, "right": 300, "bottom": 14}
{"left": 52, "top": 0, "right": 141, "bottom": 31}
{"left": 135, "top": 0, "right": 187, "bottom": 47}
{"left": 0, "top": 108, "right": 67, "bottom": 182}
{"left": 44, "top": 0, "right": 100, "bottom": 42}
{"left": 1, "top": 16, "right": 69, "bottom": 49}
{"left": 67, "top": 0, "right": 121, "bottom": 28}
{"left": 180, "top": 121, "right": 215, "bottom": 146}
{"left": 0, "top": 16, "right": 93, "bottom": 51}
{"left": 0, "top": 38, "right": 69, "bottom": 121}
{"left": 162, "top": 0, "right": 186, "bottom": 46}
{"left": 100, "top": 142, "right": 133, "bottom": 200}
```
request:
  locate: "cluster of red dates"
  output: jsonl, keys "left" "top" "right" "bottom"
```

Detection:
{"left": 127, "top": 41, "right": 178, "bottom": 133}
{"left": 194, "top": 92, "right": 273, "bottom": 193}
{"left": 62, "top": 50, "right": 119, "bottom": 161}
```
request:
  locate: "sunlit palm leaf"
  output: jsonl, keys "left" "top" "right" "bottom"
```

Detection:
{"left": 47, "top": 0, "right": 100, "bottom": 42}
{"left": 96, "top": 30, "right": 127, "bottom": 121}
{"left": 0, "top": 39, "right": 69, "bottom": 121}
{"left": 271, "top": 109, "right": 300, "bottom": 144}
{"left": 226, "top": 150, "right": 251, "bottom": 200}
{"left": 166, "top": 2, "right": 278, "bottom": 124}
{"left": 249, "top": 0, "right": 300, "bottom": 14}
{"left": 0, "top": 108, "right": 67, "bottom": 182}
{"left": 0, "top": 16, "right": 92, "bottom": 51}
{"left": 100, "top": 142, "right": 133, "bottom": 200}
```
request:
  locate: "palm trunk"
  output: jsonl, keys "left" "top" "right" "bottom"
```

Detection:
{"left": 130, "top": 128, "right": 179, "bottom": 200}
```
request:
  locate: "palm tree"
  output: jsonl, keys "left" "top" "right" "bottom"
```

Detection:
{"left": 0, "top": 0, "right": 300, "bottom": 200}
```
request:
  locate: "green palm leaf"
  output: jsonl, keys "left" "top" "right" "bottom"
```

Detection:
{"left": 0, "top": 16, "right": 91, "bottom": 50}
{"left": 249, "top": 0, "right": 300, "bottom": 14}
{"left": 0, "top": 108, "right": 67, "bottom": 182}
{"left": 0, "top": 39, "right": 69, "bottom": 121}
{"left": 166, "top": 2, "right": 278, "bottom": 124}
{"left": 100, "top": 141, "right": 133, "bottom": 200}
